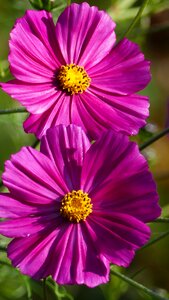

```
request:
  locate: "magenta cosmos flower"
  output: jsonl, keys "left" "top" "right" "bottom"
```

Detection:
{"left": 0, "top": 125, "right": 160, "bottom": 287}
{"left": 1, "top": 3, "right": 150, "bottom": 139}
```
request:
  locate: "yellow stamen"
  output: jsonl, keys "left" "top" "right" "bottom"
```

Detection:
{"left": 60, "top": 190, "right": 93, "bottom": 223}
{"left": 57, "top": 63, "right": 91, "bottom": 94}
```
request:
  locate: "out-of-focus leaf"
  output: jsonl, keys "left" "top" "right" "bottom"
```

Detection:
{"left": 47, "top": 277, "right": 74, "bottom": 300}
{"left": 0, "top": 60, "right": 10, "bottom": 79}
{"left": 111, "top": 267, "right": 167, "bottom": 300}
{"left": 0, "top": 258, "right": 27, "bottom": 300}
{"left": 108, "top": 0, "right": 169, "bottom": 22}
{"left": 29, "top": 0, "right": 66, "bottom": 11}
{"left": 101, "top": 266, "right": 127, "bottom": 300}
{"left": 117, "top": 0, "right": 136, "bottom": 9}
{"left": 28, "top": 0, "right": 43, "bottom": 10}
{"left": 161, "top": 204, "right": 169, "bottom": 217}
{"left": 52, "top": 1, "right": 67, "bottom": 22}
{"left": 0, "top": 90, "right": 35, "bottom": 171}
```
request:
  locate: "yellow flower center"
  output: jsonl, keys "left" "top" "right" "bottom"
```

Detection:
{"left": 60, "top": 190, "right": 93, "bottom": 223}
{"left": 57, "top": 64, "right": 91, "bottom": 94}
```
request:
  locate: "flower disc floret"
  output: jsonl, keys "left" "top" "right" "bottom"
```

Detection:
{"left": 60, "top": 190, "right": 92, "bottom": 222}
{"left": 57, "top": 64, "right": 91, "bottom": 94}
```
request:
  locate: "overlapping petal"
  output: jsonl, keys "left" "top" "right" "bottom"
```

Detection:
{"left": 24, "top": 92, "right": 149, "bottom": 139}
{"left": 2, "top": 146, "right": 68, "bottom": 203}
{"left": 41, "top": 125, "right": 91, "bottom": 190}
{"left": 81, "top": 129, "right": 161, "bottom": 222}
{"left": 0, "top": 122, "right": 160, "bottom": 286}
{"left": 72, "top": 92, "right": 149, "bottom": 138}
{"left": 23, "top": 93, "right": 72, "bottom": 136}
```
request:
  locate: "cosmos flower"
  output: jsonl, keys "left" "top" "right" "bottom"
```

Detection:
{"left": 1, "top": 3, "right": 150, "bottom": 139}
{"left": 0, "top": 125, "right": 160, "bottom": 287}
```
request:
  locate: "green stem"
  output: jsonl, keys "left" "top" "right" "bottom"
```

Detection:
{"left": 139, "top": 127, "right": 169, "bottom": 151}
{"left": 32, "top": 139, "right": 40, "bottom": 149}
{"left": 0, "top": 260, "right": 12, "bottom": 268}
{"left": 67, "top": 0, "right": 71, "bottom": 6}
{"left": 0, "top": 246, "right": 7, "bottom": 252}
{"left": 130, "top": 267, "right": 146, "bottom": 279}
{"left": 152, "top": 217, "right": 169, "bottom": 223}
{"left": 22, "top": 277, "right": 33, "bottom": 300}
{"left": 43, "top": 278, "right": 48, "bottom": 300}
{"left": 121, "top": 0, "right": 149, "bottom": 38}
{"left": 141, "top": 230, "right": 169, "bottom": 250}
{"left": 110, "top": 267, "right": 167, "bottom": 300}
{"left": 0, "top": 107, "right": 27, "bottom": 115}
{"left": 0, "top": 181, "right": 3, "bottom": 188}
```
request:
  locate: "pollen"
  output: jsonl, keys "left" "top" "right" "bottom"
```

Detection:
{"left": 57, "top": 63, "right": 91, "bottom": 94}
{"left": 60, "top": 190, "right": 93, "bottom": 223}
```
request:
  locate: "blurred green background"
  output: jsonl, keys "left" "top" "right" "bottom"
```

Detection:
{"left": 0, "top": 0, "right": 169, "bottom": 299}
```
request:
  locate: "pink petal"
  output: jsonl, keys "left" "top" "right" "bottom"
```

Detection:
{"left": 23, "top": 94, "right": 73, "bottom": 138}
{"left": 2, "top": 147, "right": 68, "bottom": 204}
{"left": 87, "top": 213, "right": 150, "bottom": 266}
{"left": 81, "top": 130, "right": 132, "bottom": 192}
{"left": 7, "top": 223, "right": 109, "bottom": 287}
{"left": 0, "top": 193, "right": 56, "bottom": 218}
{"left": 1, "top": 80, "right": 62, "bottom": 114}
{"left": 55, "top": 2, "right": 116, "bottom": 67}
{"left": 88, "top": 38, "right": 151, "bottom": 94}
{"left": 0, "top": 214, "right": 60, "bottom": 238}
{"left": 7, "top": 227, "right": 65, "bottom": 279}
{"left": 72, "top": 91, "right": 149, "bottom": 138}
{"left": 81, "top": 129, "right": 160, "bottom": 223}
{"left": 47, "top": 224, "right": 109, "bottom": 287}
{"left": 8, "top": 10, "right": 63, "bottom": 82}
{"left": 40, "top": 125, "right": 90, "bottom": 191}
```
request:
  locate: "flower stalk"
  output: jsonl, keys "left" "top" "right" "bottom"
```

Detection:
{"left": 111, "top": 267, "right": 167, "bottom": 300}
{"left": 141, "top": 230, "right": 169, "bottom": 250}
{"left": 121, "top": 0, "right": 150, "bottom": 38}
{"left": 152, "top": 217, "right": 169, "bottom": 223}
{"left": 0, "top": 107, "right": 27, "bottom": 115}
{"left": 139, "top": 126, "right": 169, "bottom": 150}
{"left": 43, "top": 278, "right": 48, "bottom": 300}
